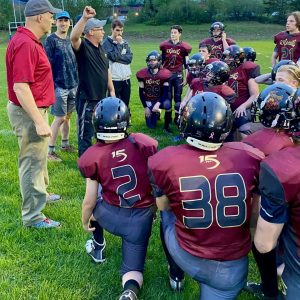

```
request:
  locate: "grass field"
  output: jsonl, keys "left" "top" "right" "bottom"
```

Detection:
{"left": 0, "top": 21, "right": 280, "bottom": 300}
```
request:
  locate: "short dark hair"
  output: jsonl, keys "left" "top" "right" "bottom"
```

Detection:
{"left": 170, "top": 25, "right": 182, "bottom": 33}
{"left": 112, "top": 19, "right": 124, "bottom": 29}
{"left": 199, "top": 43, "right": 212, "bottom": 53}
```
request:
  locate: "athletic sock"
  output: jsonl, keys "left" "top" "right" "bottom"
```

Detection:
{"left": 90, "top": 220, "right": 104, "bottom": 245}
{"left": 123, "top": 279, "right": 140, "bottom": 297}
{"left": 61, "top": 139, "right": 69, "bottom": 148}
{"left": 48, "top": 145, "right": 55, "bottom": 154}
{"left": 252, "top": 242, "right": 278, "bottom": 298}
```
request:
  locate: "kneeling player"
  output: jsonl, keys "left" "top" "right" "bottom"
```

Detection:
{"left": 78, "top": 97, "right": 158, "bottom": 300}
{"left": 136, "top": 51, "right": 172, "bottom": 132}
{"left": 149, "top": 92, "right": 264, "bottom": 299}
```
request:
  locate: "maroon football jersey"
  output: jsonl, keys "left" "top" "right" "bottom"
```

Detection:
{"left": 200, "top": 38, "right": 236, "bottom": 59}
{"left": 160, "top": 40, "right": 192, "bottom": 73}
{"left": 190, "top": 78, "right": 236, "bottom": 103}
{"left": 78, "top": 133, "right": 158, "bottom": 208}
{"left": 136, "top": 68, "right": 172, "bottom": 103}
{"left": 149, "top": 142, "right": 264, "bottom": 261}
{"left": 243, "top": 128, "right": 294, "bottom": 156}
{"left": 228, "top": 61, "right": 260, "bottom": 111}
{"left": 274, "top": 31, "right": 300, "bottom": 63}
{"left": 260, "top": 146, "right": 300, "bottom": 275}
{"left": 186, "top": 72, "right": 196, "bottom": 87}
{"left": 206, "top": 57, "right": 219, "bottom": 64}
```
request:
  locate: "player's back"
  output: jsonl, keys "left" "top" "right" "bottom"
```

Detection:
{"left": 149, "top": 142, "right": 264, "bottom": 261}
{"left": 260, "top": 145, "right": 300, "bottom": 276}
{"left": 78, "top": 133, "right": 157, "bottom": 209}
{"left": 243, "top": 127, "right": 294, "bottom": 156}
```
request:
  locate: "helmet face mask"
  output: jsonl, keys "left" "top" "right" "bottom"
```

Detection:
{"left": 243, "top": 47, "right": 256, "bottom": 62}
{"left": 187, "top": 53, "right": 205, "bottom": 77}
{"left": 222, "top": 46, "right": 245, "bottom": 70}
{"left": 210, "top": 22, "right": 225, "bottom": 38}
{"left": 179, "top": 92, "right": 233, "bottom": 151}
{"left": 93, "top": 97, "right": 130, "bottom": 142}
{"left": 203, "top": 61, "right": 230, "bottom": 86}
{"left": 146, "top": 50, "right": 161, "bottom": 74}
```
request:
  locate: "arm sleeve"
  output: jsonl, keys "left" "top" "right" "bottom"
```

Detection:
{"left": 139, "top": 87, "right": 147, "bottom": 108}
{"left": 259, "top": 162, "right": 289, "bottom": 224}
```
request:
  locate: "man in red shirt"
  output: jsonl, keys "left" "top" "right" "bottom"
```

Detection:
{"left": 6, "top": 0, "right": 61, "bottom": 228}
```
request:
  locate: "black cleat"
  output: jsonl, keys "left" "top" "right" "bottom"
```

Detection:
{"left": 118, "top": 289, "right": 138, "bottom": 300}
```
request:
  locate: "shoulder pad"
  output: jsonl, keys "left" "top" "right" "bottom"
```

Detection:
{"left": 242, "top": 61, "right": 258, "bottom": 70}
{"left": 160, "top": 40, "right": 169, "bottom": 49}
{"left": 136, "top": 68, "right": 148, "bottom": 80}
{"left": 180, "top": 42, "right": 192, "bottom": 52}
{"left": 159, "top": 68, "right": 172, "bottom": 80}
{"left": 224, "top": 142, "right": 265, "bottom": 160}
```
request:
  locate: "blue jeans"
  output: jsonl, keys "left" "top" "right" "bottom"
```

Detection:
{"left": 161, "top": 211, "right": 248, "bottom": 300}
{"left": 281, "top": 265, "right": 300, "bottom": 300}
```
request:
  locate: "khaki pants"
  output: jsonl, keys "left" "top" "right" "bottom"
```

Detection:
{"left": 7, "top": 102, "right": 49, "bottom": 226}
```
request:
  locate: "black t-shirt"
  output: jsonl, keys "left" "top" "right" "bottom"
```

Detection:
{"left": 74, "top": 38, "right": 109, "bottom": 101}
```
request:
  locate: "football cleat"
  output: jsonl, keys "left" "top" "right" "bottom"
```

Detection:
{"left": 244, "top": 282, "right": 281, "bottom": 300}
{"left": 169, "top": 274, "right": 184, "bottom": 292}
{"left": 118, "top": 289, "right": 138, "bottom": 300}
{"left": 85, "top": 238, "right": 106, "bottom": 263}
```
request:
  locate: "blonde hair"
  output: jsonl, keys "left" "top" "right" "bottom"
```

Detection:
{"left": 277, "top": 65, "right": 300, "bottom": 87}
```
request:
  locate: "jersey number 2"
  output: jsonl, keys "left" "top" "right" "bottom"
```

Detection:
{"left": 111, "top": 165, "right": 141, "bottom": 208}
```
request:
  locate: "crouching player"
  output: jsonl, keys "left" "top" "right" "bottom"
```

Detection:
{"left": 78, "top": 97, "right": 158, "bottom": 300}
{"left": 136, "top": 51, "right": 172, "bottom": 131}
{"left": 149, "top": 92, "right": 264, "bottom": 299}
{"left": 253, "top": 145, "right": 300, "bottom": 300}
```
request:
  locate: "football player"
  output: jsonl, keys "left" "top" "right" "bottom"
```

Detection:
{"left": 243, "top": 83, "right": 300, "bottom": 299}
{"left": 222, "top": 45, "right": 260, "bottom": 139}
{"left": 160, "top": 25, "right": 192, "bottom": 127}
{"left": 243, "top": 47, "right": 256, "bottom": 62}
{"left": 199, "top": 22, "right": 236, "bottom": 59}
{"left": 253, "top": 145, "right": 300, "bottom": 300}
{"left": 198, "top": 43, "right": 219, "bottom": 64}
{"left": 148, "top": 92, "right": 264, "bottom": 299}
{"left": 189, "top": 61, "right": 236, "bottom": 103}
{"left": 78, "top": 97, "right": 157, "bottom": 300}
{"left": 182, "top": 53, "right": 205, "bottom": 105}
{"left": 136, "top": 50, "right": 172, "bottom": 131}
{"left": 272, "top": 11, "right": 300, "bottom": 66}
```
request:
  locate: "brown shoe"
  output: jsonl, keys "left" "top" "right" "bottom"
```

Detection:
{"left": 61, "top": 144, "right": 77, "bottom": 153}
{"left": 48, "top": 152, "right": 62, "bottom": 162}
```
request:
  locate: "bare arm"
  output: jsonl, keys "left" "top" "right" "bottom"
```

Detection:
{"left": 234, "top": 78, "right": 259, "bottom": 117}
{"left": 254, "top": 216, "right": 284, "bottom": 253}
{"left": 156, "top": 195, "right": 171, "bottom": 211}
{"left": 70, "top": 6, "right": 96, "bottom": 51}
{"left": 221, "top": 32, "right": 230, "bottom": 50}
{"left": 82, "top": 178, "right": 98, "bottom": 232}
{"left": 13, "top": 83, "right": 51, "bottom": 137}
{"left": 107, "top": 70, "right": 115, "bottom": 97}
{"left": 255, "top": 73, "right": 272, "bottom": 85}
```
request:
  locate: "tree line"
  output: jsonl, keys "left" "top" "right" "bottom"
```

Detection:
{"left": 1, "top": 0, "right": 299, "bottom": 29}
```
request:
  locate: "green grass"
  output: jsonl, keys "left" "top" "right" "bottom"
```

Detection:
{"left": 0, "top": 22, "right": 277, "bottom": 299}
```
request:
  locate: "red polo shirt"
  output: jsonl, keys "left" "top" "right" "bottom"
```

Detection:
{"left": 6, "top": 27, "right": 55, "bottom": 107}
